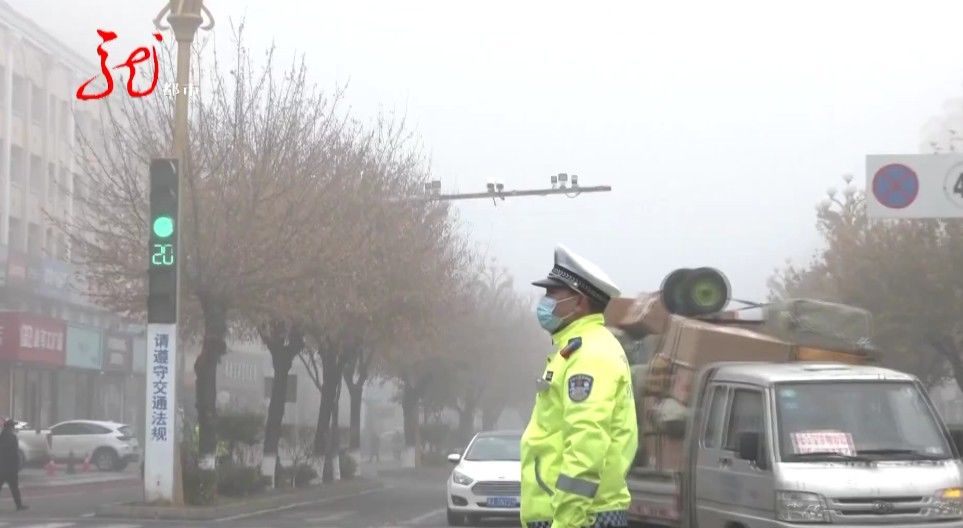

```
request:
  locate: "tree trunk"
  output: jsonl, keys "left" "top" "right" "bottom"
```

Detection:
{"left": 260, "top": 323, "right": 303, "bottom": 484}
{"left": 457, "top": 402, "right": 476, "bottom": 444}
{"left": 313, "top": 349, "right": 343, "bottom": 457}
{"left": 323, "top": 380, "right": 342, "bottom": 482}
{"left": 933, "top": 337, "right": 963, "bottom": 396}
{"left": 402, "top": 385, "right": 419, "bottom": 447}
{"left": 264, "top": 356, "right": 292, "bottom": 454}
{"left": 348, "top": 383, "right": 363, "bottom": 450}
{"left": 481, "top": 404, "right": 503, "bottom": 431}
{"left": 343, "top": 346, "right": 370, "bottom": 451}
{"left": 195, "top": 299, "right": 227, "bottom": 470}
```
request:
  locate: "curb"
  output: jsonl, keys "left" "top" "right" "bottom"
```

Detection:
{"left": 94, "top": 478, "right": 382, "bottom": 521}
{"left": 22, "top": 477, "right": 141, "bottom": 496}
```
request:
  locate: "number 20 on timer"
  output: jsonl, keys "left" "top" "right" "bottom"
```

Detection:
{"left": 152, "top": 215, "right": 175, "bottom": 266}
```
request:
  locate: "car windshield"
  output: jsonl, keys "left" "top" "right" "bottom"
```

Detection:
{"left": 776, "top": 381, "right": 952, "bottom": 461}
{"left": 465, "top": 435, "right": 521, "bottom": 461}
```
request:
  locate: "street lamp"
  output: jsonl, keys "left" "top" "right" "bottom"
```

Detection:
{"left": 151, "top": 0, "right": 214, "bottom": 506}
{"left": 153, "top": 0, "right": 214, "bottom": 161}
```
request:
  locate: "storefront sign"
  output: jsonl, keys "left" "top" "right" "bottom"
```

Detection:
{"left": 38, "top": 259, "right": 71, "bottom": 300}
{"left": 104, "top": 333, "right": 131, "bottom": 371}
{"left": 3, "top": 252, "right": 75, "bottom": 302}
{"left": 66, "top": 324, "right": 103, "bottom": 370}
{"left": 0, "top": 312, "right": 66, "bottom": 365}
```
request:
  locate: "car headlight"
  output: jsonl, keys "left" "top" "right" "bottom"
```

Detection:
{"left": 776, "top": 491, "right": 829, "bottom": 523}
{"left": 923, "top": 488, "right": 963, "bottom": 519}
{"left": 452, "top": 470, "right": 474, "bottom": 486}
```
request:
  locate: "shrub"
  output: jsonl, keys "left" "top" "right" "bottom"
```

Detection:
{"left": 216, "top": 412, "right": 264, "bottom": 447}
{"left": 183, "top": 467, "right": 217, "bottom": 505}
{"left": 295, "top": 464, "right": 318, "bottom": 487}
{"left": 217, "top": 465, "right": 268, "bottom": 497}
{"left": 277, "top": 462, "right": 318, "bottom": 488}
{"left": 421, "top": 451, "right": 448, "bottom": 467}
{"left": 180, "top": 439, "right": 217, "bottom": 505}
{"left": 339, "top": 451, "right": 357, "bottom": 480}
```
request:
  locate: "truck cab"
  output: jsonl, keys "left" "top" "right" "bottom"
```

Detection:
{"left": 681, "top": 362, "right": 963, "bottom": 527}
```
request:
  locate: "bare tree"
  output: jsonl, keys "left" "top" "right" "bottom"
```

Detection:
{"left": 64, "top": 32, "right": 352, "bottom": 468}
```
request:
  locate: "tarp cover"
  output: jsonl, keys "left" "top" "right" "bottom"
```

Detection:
{"left": 764, "top": 299, "right": 873, "bottom": 353}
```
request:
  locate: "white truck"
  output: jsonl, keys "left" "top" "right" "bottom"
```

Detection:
{"left": 605, "top": 268, "right": 963, "bottom": 527}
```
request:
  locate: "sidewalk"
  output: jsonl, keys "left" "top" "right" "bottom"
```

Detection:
{"left": 96, "top": 477, "right": 383, "bottom": 521}
{"left": 20, "top": 467, "right": 140, "bottom": 489}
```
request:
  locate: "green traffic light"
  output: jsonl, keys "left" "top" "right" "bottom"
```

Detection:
{"left": 153, "top": 216, "right": 174, "bottom": 238}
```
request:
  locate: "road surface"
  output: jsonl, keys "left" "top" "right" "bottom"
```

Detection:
{"left": 0, "top": 467, "right": 517, "bottom": 528}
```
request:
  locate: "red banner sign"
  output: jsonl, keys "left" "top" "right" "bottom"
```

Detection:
{"left": 0, "top": 312, "right": 67, "bottom": 366}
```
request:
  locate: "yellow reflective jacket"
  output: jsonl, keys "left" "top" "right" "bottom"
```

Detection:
{"left": 520, "top": 313, "right": 638, "bottom": 528}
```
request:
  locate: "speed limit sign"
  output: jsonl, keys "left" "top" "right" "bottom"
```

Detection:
{"left": 944, "top": 162, "right": 963, "bottom": 210}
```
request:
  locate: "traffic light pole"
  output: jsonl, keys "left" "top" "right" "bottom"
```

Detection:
{"left": 144, "top": 159, "right": 180, "bottom": 503}
{"left": 153, "top": 0, "right": 210, "bottom": 505}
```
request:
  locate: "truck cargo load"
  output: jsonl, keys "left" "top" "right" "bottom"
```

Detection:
{"left": 603, "top": 269, "right": 876, "bottom": 474}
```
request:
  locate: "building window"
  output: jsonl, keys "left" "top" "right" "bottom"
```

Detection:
{"left": 48, "top": 95, "right": 56, "bottom": 129}
{"left": 27, "top": 222, "right": 41, "bottom": 256}
{"left": 30, "top": 155, "right": 42, "bottom": 194}
{"left": 10, "top": 146, "right": 23, "bottom": 185}
{"left": 8, "top": 216, "right": 22, "bottom": 252}
{"left": 48, "top": 163, "right": 56, "bottom": 203}
{"left": 57, "top": 233, "right": 67, "bottom": 261}
{"left": 59, "top": 101, "right": 68, "bottom": 141}
{"left": 31, "top": 84, "right": 44, "bottom": 123}
{"left": 11, "top": 74, "right": 25, "bottom": 116}
{"left": 44, "top": 227, "right": 54, "bottom": 256}
{"left": 59, "top": 167, "right": 68, "bottom": 204}
{"left": 72, "top": 173, "right": 83, "bottom": 210}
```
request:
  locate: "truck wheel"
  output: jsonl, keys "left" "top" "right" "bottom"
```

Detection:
{"left": 93, "top": 448, "right": 120, "bottom": 471}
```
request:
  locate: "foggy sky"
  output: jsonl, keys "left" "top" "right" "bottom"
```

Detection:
{"left": 19, "top": 0, "right": 963, "bottom": 304}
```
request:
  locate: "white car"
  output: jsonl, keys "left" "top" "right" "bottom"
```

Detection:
{"left": 13, "top": 421, "right": 50, "bottom": 466}
{"left": 46, "top": 420, "right": 140, "bottom": 471}
{"left": 446, "top": 430, "right": 522, "bottom": 526}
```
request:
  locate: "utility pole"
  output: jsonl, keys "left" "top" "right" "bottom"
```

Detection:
{"left": 420, "top": 173, "right": 611, "bottom": 203}
{"left": 149, "top": 0, "right": 213, "bottom": 506}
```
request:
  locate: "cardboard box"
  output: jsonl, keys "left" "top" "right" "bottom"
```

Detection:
{"left": 605, "top": 293, "right": 670, "bottom": 336}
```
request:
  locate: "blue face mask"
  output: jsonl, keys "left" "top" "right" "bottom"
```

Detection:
{"left": 536, "top": 295, "right": 576, "bottom": 333}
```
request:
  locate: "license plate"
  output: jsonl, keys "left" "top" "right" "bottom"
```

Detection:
{"left": 486, "top": 496, "right": 518, "bottom": 508}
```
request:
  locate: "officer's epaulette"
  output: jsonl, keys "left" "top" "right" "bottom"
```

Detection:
{"left": 560, "top": 337, "right": 582, "bottom": 359}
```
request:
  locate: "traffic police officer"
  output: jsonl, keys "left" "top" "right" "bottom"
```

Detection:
{"left": 521, "top": 245, "right": 637, "bottom": 528}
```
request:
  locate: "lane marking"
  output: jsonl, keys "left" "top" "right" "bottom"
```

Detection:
{"left": 304, "top": 511, "right": 354, "bottom": 522}
{"left": 18, "top": 524, "right": 76, "bottom": 528}
{"left": 400, "top": 507, "right": 445, "bottom": 525}
{"left": 215, "top": 486, "right": 383, "bottom": 522}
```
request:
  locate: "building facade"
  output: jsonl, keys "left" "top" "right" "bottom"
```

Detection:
{"left": 0, "top": 1, "right": 145, "bottom": 432}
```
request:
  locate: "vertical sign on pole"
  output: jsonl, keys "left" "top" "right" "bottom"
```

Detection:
{"left": 145, "top": 159, "right": 178, "bottom": 503}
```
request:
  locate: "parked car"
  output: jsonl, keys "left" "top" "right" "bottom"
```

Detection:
{"left": 13, "top": 421, "right": 49, "bottom": 467}
{"left": 46, "top": 420, "right": 139, "bottom": 471}
{"left": 446, "top": 430, "right": 521, "bottom": 526}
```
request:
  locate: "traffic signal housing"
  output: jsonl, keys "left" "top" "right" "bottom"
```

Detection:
{"left": 148, "top": 159, "right": 179, "bottom": 324}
